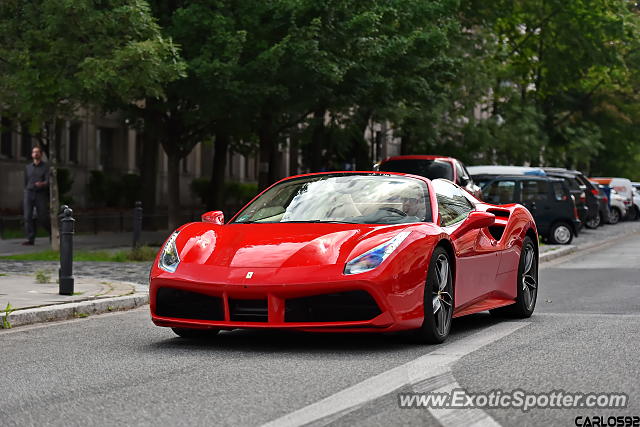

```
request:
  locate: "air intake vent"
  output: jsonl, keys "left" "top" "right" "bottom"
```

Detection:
{"left": 487, "top": 209, "right": 510, "bottom": 218}
{"left": 156, "top": 288, "right": 224, "bottom": 321}
{"left": 285, "top": 291, "right": 381, "bottom": 322}
{"left": 229, "top": 299, "right": 268, "bottom": 322}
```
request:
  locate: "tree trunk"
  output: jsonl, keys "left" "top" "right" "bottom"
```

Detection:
{"left": 166, "top": 151, "right": 181, "bottom": 231}
{"left": 268, "top": 137, "right": 280, "bottom": 185}
{"left": 140, "top": 127, "right": 159, "bottom": 226}
{"left": 48, "top": 119, "right": 60, "bottom": 251}
{"left": 400, "top": 129, "right": 412, "bottom": 155}
{"left": 258, "top": 122, "right": 275, "bottom": 191}
{"left": 353, "top": 110, "right": 372, "bottom": 170}
{"left": 207, "top": 130, "right": 229, "bottom": 212}
{"left": 309, "top": 109, "right": 325, "bottom": 172}
{"left": 289, "top": 133, "right": 299, "bottom": 176}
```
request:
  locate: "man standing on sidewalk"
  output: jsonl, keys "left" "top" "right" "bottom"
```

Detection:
{"left": 23, "top": 146, "right": 51, "bottom": 245}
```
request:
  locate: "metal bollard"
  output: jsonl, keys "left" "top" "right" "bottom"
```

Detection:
{"left": 59, "top": 206, "right": 75, "bottom": 295}
{"left": 133, "top": 201, "right": 143, "bottom": 249}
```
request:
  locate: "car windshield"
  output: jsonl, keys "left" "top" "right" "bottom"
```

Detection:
{"left": 232, "top": 174, "right": 431, "bottom": 224}
{"left": 379, "top": 159, "right": 454, "bottom": 181}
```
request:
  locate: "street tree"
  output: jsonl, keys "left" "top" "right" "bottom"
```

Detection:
{"left": 0, "top": 0, "right": 185, "bottom": 249}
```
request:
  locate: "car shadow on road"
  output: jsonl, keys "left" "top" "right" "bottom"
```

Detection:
{"left": 142, "top": 313, "right": 512, "bottom": 355}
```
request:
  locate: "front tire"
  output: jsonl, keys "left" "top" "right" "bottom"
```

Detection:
{"left": 413, "top": 247, "right": 453, "bottom": 344}
{"left": 585, "top": 213, "right": 601, "bottom": 229}
{"left": 548, "top": 222, "right": 573, "bottom": 245}
{"left": 490, "top": 236, "right": 538, "bottom": 318}
{"left": 172, "top": 327, "right": 220, "bottom": 340}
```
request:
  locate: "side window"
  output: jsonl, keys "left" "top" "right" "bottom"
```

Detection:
{"left": 522, "top": 180, "right": 548, "bottom": 202}
{"left": 455, "top": 161, "right": 469, "bottom": 185}
{"left": 567, "top": 178, "right": 581, "bottom": 192}
{"left": 552, "top": 182, "right": 568, "bottom": 201}
{"left": 432, "top": 179, "right": 474, "bottom": 226}
{"left": 482, "top": 180, "right": 517, "bottom": 205}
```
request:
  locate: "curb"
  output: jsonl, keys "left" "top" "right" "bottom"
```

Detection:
{"left": 540, "top": 225, "right": 640, "bottom": 264}
{"left": 539, "top": 245, "right": 579, "bottom": 263}
{"left": 2, "top": 224, "right": 638, "bottom": 330}
{"left": 1, "top": 292, "right": 148, "bottom": 329}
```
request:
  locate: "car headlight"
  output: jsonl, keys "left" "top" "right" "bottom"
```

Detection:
{"left": 158, "top": 231, "right": 181, "bottom": 273}
{"left": 344, "top": 231, "right": 411, "bottom": 275}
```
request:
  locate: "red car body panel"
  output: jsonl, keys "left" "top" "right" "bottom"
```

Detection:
{"left": 149, "top": 172, "right": 537, "bottom": 333}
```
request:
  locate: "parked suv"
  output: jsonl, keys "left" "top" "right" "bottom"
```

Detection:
{"left": 378, "top": 155, "right": 482, "bottom": 198}
{"left": 481, "top": 175, "right": 581, "bottom": 244}
{"left": 542, "top": 168, "right": 592, "bottom": 227}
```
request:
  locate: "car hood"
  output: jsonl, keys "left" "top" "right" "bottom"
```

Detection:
{"left": 174, "top": 222, "right": 417, "bottom": 268}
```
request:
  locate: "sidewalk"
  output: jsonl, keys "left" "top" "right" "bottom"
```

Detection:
{"left": 0, "top": 272, "right": 148, "bottom": 329}
{"left": 0, "top": 274, "right": 137, "bottom": 310}
{"left": 539, "top": 220, "right": 640, "bottom": 262}
{"left": 0, "top": 230, "right": 170, "bottom": 257}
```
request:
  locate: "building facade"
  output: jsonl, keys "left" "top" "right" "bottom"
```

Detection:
{"left": 0, "top": 111, "right": 400, "bottom": 213}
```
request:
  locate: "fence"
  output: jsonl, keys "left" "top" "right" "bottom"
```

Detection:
{"left": 0, "top": 209, "right": 208, "bottom": 239}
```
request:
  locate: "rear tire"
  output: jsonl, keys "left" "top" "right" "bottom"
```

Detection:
{"left": 412, "top": 247, "right": 454, "bottom": 344}
{"left": 548, "top": 222, "right": 573, "bottom": 245}
{"left": 490, "top": 236, "right": 538, "bottom": 318}
{"left": 609, "top": 207, "right": 621, "bottom": 224}
{"left": 585, "top": 213, "right": 601, "bottom": 229}
{"left": 172, "top": 327, "right": 220, "bottom": 340}
{"left": 628, "top": 207, "right": 639, "bottom": 221}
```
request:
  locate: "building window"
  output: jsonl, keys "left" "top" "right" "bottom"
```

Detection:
{"left": 69, "top": 123, "right": 81, "bottom": 163}
{"left": 20, "top": 123, "right": 32, "bottom": 159}
{"left": 98, "top": 127, "right": 114, "bottom": 170}
{"left": 1, "top": 117, "right": 13, "bottom": 158}
{"left": 135, "top": 132, "right": 144, "bottom": 172}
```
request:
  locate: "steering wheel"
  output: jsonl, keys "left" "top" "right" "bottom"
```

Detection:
{"left": 379, "top": 207, "right": 408, "bottom": 217}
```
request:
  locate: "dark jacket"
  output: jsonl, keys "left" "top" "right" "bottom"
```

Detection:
{"left": 24, "top": 161, "right": 49, "bottom": 192}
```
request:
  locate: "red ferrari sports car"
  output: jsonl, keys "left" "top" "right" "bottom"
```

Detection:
{"left": 150, "top": 171, "right": 538, "bottom": 343}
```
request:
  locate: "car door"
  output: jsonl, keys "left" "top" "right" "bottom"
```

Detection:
{"left": 520, "top": 179, "right": 550, "bottom": 224}
{"left": 432, "top": 179, "right": 500, "bottom": 309}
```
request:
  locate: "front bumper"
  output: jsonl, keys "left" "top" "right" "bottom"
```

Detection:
{"left": 149, "top": 265, "right": 424, "bottom": 333}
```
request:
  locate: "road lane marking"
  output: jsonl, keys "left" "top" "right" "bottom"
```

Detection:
{"left": 261, "top": 321, "right": 529, "bottom": 427}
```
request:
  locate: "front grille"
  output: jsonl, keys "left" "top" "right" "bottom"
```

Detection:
{"left": 155, "top": 288, "right": 224, "bottom": 321}
{"left": 285, "top": 291, "right": 381, "bottom": 322}
{"left": 229, "top": 298, "right": 268, "bottom": 322}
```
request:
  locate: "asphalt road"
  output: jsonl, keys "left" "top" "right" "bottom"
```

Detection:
{"left": 1, "top": 235, "right": 639, "bottom": 426}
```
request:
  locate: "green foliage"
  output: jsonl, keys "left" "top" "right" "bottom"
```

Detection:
{"left": 1, "top": 247, "right": 158, "bottom": 262}
{"left": 190, "top": 178, "right": 210, "bottom": 205}
{"left": 35, "top": 270, "right": 51, "bottom": 284}
{"left": 128, "top": 245, "right": 158, "bottom": 262}
{"left": 191, "top": 178, "right": 258, "bottom": 209}
{"left": 87, "top": 171, "right": 142, "bottom": 208}
{"left": 121, "top": 174, "right": 143, "bottom": 208}
{"left": 0, "top": 0, "right": 185, "bottom": 123}
{"left": 1, "top": 303, "right": 15, "bottom": 329}
{"left": 57, "top": 168, "right": 74, "bottom": 206}
{"left": 225, "top": 182, "right": 259, "bottom": 207}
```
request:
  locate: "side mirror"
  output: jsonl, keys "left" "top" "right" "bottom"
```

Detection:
{"left": 202, "top": 211, "right": 224, "bottom": 225}
{"left": 451, "top": 211, "right": 495, "bottom": 238}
